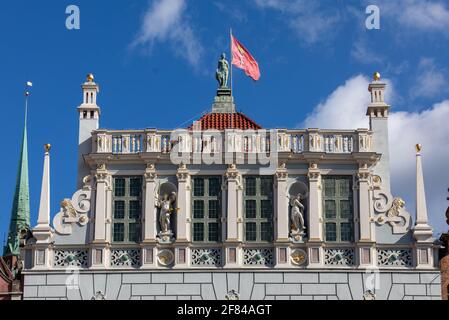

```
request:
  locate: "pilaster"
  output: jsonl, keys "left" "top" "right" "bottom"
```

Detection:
{"left": 307, "top": 163, "right": 323, "bottom": 268}
{"left": 143, "top": 163, "right": 157, "bottom": 242}
{"left": 176, "top": 163, "right": 190, "bottom": 242}
{"left": 225, "top": 164, "right": 240, "bottom": 241}
{"left": 357, "top": 164, "right": 374, "bottom": 242}
{"left": 93, "top": 163, "right": 109, "bottom": 243}
{"left": 275, "top": 163, "right": 289, "bottom": 241}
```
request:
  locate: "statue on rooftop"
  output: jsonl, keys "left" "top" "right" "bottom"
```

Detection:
{"left": 216, "top": 53, "right": 229, "bottom": 88}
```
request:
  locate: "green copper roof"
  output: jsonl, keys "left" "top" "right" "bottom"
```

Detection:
{"left": 4, "top": 122, "right": 30, "bottom": 256}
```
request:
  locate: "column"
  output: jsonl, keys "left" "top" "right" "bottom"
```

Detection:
{"left": 143, "top": 163, "right": 157, "bottom": 242}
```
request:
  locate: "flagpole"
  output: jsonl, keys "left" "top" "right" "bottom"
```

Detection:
{"left": 229, "top": 28, "right": 233, "bottom": 96}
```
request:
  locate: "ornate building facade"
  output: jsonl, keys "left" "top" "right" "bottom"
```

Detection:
{"left": 19, "top": 71, "right": 441, "bottom": 300}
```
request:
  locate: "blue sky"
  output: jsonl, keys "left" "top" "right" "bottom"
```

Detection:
{"left": 1, "top": 0, "right": 449, "bottom": 247}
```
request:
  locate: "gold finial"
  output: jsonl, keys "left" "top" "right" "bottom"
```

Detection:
{"left": 87, "top": 73, "right": 94, "bottom": 82}
{"left": 373, "top": 72, "right": 381, "bottom": 81}
{"left": 44, "top": 144, "right": 51, "bottom": 152}
{"left": 415, "top": 143, "right": 422, "bottom": 153}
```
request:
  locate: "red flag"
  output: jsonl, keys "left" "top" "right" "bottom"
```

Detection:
{"left": 231, "top": 35, "right": 260, "bottom": 81}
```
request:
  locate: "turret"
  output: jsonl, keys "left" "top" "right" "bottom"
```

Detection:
{"left": 367, "top": 72, "right": 391, "bottom": 191}
{"left": 77, "top": 73, "right": 100, "bottom": 188}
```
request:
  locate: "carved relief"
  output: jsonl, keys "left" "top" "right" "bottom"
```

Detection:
{"left": 372, "top": 175, "right": 411, "bottom": 234}
{"left": 53, "top": 176, "right": 92, "bottom": 235}
{"left": 191, "top": 248, "right": 222, "bottom": 267}
{"left": 324, "top": 248, "right": 354, "bottom": 266}
{"left": 377, "top": 249, "right": 413, "bottom": 267}
{"left": 243, "top": 248, "right": 274, "bottom": 266}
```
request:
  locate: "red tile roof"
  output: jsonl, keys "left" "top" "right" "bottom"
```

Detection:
{"left": 188, "top": 112, "right": 262, "bottom": 130}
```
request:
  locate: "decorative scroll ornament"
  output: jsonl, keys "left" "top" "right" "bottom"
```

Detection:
{"left": 53, "top": 175, "right": 92, "bottom": 235}
{"left": 372, "top": 175, "right": 411, "bottom": 234}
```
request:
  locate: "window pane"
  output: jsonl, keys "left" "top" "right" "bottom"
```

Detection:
{"left": 208, "top": 200, "right": 219, "bottom": 219}
{"left": 340, "top": 200, "right": 351, "bottom": 218}
{"left": 114, "top": 201, "right": 125, "bottom": 219}
{"left": 245, "top": 222, "right": 257, "bottom": 241}
{"left": 340, "top": 223, "right": 353, "bottom": 242}
{"left": 324, "top": 178, "right": 335, "bottom": 197}
{"left": 128, "top": 223, "right": 140, "bottom": 242}
{"left": 193, "top": 178, "right": 204, "bottom": 197}
{"left": 324, "top": 200, "right": 336, "bottom": 219}
{"left": 261, "top": 200, "right": 272, "bottom": 218}
{"left": 193, "top": 223, "right": 204, "bottom": 242}
{"left": 113, "top": 223, "right": 124, "bottom": 242}
{"left": 260, "top": 177, "right": 273, "bottom": 196}
{"left": 261, "top": 222, "right": 272, "bottom": 241}
{"left": 338, "top": 178, "right": 350, "bottom": 197}
{"left": 129, "top": 200, "right": 141, "bottom": 219}
{"left": 129, "top": 178, "right": 142, "bottom": 197}
{"left": 245, "top": 177, "right": 256, "bottom": 196}
{"left": 114, "top": 178, "right": 125, "bottom": 197}
{"left": 193, "top": 200, "right": 204, "bottom": 219}
{"left": 208, "top": 223, "right": 219, "bottom": 242}
{"left": 245, "top": 200, "right": 257, "bottom": 218}
{"left": 325, "top": 223, "right": 337, "bottom": 242}
{"left": 208, "top": 178, "right": 220, "bottom": 197}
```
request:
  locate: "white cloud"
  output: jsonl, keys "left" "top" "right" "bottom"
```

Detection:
{"left": 254, "top": 0, "right": 342, "bottom": 45}
{"left": 302, "top": 75, "right": 449, "bottom": 234}
{"left": 351, "top": 39, "right": 384, "bottom": 65}
{"left": 133, "top": 0, "right": 204, "bottom": 68}
{"left": 375, "top": 0, "right": 449, "bottom": 34}
{"left": 410, "top": 58, "right": 448, "bottom": 99}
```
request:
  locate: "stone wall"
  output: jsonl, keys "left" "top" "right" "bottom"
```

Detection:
{"left": 23, "top": 270, "right": 441, "bottom": 300}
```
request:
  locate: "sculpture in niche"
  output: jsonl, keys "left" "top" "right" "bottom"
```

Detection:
{"left": 290, "top": 194, "right": 306, "bottom": 240}
{"left": 372, "top": 175, "right": 411, "bottom": 234}
{"left": 156, "top": 187, "right": 177, "bottom": 243}
{"left": 53, "top": 175, "right": 91, "bottom": 235}
{"left": 288, "top": 180, "right": 309, "bottom": 242}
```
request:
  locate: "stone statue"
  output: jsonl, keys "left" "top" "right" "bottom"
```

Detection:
{"left": 290, "top": 194, "right": 306, "bottom": 239}
{"left": 157, "top": 192, "right": 177, "bottom": 233}
{"left": 216, "top": 53, "right": 229, "bottom": 88}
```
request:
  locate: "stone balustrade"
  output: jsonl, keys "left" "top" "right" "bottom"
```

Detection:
{"left": 93, "top": 129, "right": 372, "bottom": 155}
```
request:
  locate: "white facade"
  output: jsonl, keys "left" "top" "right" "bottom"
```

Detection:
{"left": 22, "top": 74, "right": 441, "bottom": 300}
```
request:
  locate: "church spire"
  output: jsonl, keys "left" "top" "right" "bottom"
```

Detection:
{"left": 4, "top": 83, "right": 32, "bottom": 256}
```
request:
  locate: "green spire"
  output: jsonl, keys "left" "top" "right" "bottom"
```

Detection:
{"left": 4, "top": 106, "right": 31, "bottom": 256}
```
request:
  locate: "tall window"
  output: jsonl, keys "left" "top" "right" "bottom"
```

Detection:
{"left": 322, "top": 176, "right": 354, "bottom": 242}
{"left": 191, "top": 177, "right": 222, "bottom": 242}
{"left": 243, "top": 176, "right": 274, "bottom": 242}
{"left": 112, "top": 176, "right": 142, "bottom": 243}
